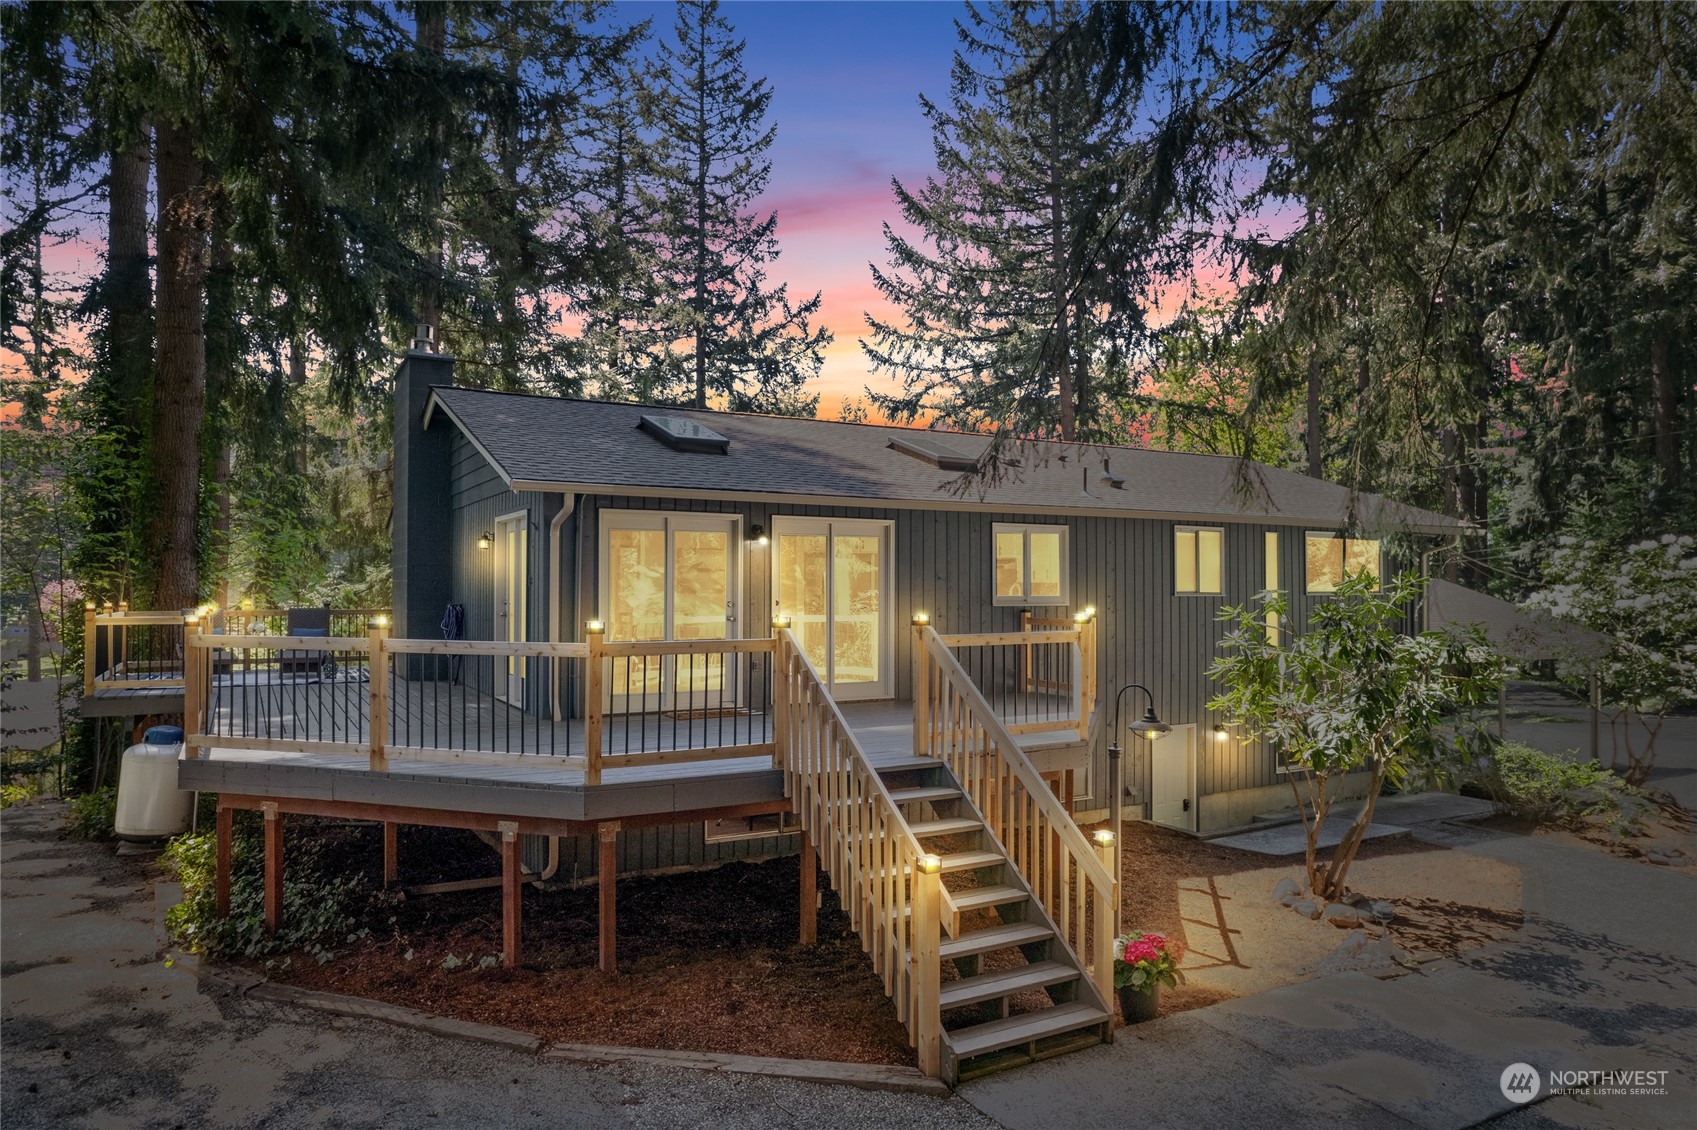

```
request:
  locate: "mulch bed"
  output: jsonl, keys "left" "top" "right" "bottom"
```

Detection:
{"left": 245, "top": 823, "right": 915, "bottom": 1065}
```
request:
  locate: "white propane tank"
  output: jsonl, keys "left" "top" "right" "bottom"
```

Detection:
{"left": 114, "top": 725, "right": 191, "bottom": 840}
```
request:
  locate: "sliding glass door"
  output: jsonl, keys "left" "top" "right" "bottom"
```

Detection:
{"left": 774, "top": 518, "right": 893, "bottom": 700}
{"left": 600, "top": 512, "right": 739, "bottom": 712}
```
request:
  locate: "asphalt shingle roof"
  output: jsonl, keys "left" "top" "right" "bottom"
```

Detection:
{"left": 425, "top": 386, "right": 1459, "bottom": 532}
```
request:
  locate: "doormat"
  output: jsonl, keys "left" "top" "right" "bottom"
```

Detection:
{"left": 663, "top": 707, "right": 753, "bottom": 721}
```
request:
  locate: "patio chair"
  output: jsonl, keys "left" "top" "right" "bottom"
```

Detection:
{"left": 279, "top": 606, "right": 336, "bottom": 680}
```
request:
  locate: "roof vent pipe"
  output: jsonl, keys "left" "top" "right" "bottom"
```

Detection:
{"left": 412, "top": 323, "right": 437, "bottom": 353}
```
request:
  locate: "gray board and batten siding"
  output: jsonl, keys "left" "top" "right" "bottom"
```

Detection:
{"left": 396, "top": 358, "right": 1454, "bottom": 853}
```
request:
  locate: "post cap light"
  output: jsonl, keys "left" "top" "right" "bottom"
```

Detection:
{"left": 119, "top": 600, "right": 130, "bottom": 612}
{"left": 749, "top": 523, "right": 769, "bottom": 546}
{"left": 585, "top": 619, "right": 606, "bottom": 635}
{"left": 477, "top": 531, "right": 493, "bottom": 551}
{"left": 85, "top": 599, "right": 97, "bottom": 611}
{"left": 240, "top": 597, "right": 255, "bottom": 611}
{"left": 371, "top": 614, "right": 391, "bottom": 630}
{"left": 917, "top": 853, "right": 942, "bottom": 875}
{"left": 772, "top": 614, "right": 793, "bottom": 630}
{"left": 1073, "top": 610, "right": 1091, "bottom": 624}
{"left": 102, "top": 600, "right": 113, "bottom": 611}
{"left": 911, "top": 611, "right": 930, "bottom": 626}
{"left": 1092, "top": 828, "right": 1115, "bottom": 848}
{"left": 183, "top": 611, "right": 200, "bottom": 626}
{"left": 1084, "top": 605, "right": 1097, "bottom": 619}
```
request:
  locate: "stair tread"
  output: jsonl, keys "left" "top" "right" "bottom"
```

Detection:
{"left": 908, "top": 817, "right": 983, "bottom": 837}
{"left": 944, "top": 1003, "right": 1112, "bottom": 1060}
{"left": 940, "top": 920, "right": 1052, "bottom": 959}
{"left": 936, "top": 849, "right": 1003, "bottom": 872}
{"left": 939, "top": 960, "right": 1078, "bottom": 1009}
{"left": 886, "top": 785, "right": 962, "bottom": 805}
{"left": 947, "top": 884, "right": 1028, "bottom": 911}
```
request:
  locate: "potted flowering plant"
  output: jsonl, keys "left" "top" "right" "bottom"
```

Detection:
{"left": 1113, "top": 930, "right": 1184, "bottom": 1022}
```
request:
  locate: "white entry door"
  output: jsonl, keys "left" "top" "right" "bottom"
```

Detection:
{"left": 599, "top": 512, "right": 740, "bottom": 712}
{"left": 1148, "top": 724, "right": 1196, "bottom": 831}
{"left": 773, "top": 518, "right": 894, "bottom": 701}
{"left": 494, "top": 511, "right": 528, "bottom": 703}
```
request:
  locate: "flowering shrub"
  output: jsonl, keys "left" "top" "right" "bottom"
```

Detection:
{"left": 1113, "top": 930, "right": 1185, "bottom": 992}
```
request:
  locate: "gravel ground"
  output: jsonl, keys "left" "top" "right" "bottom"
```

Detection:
{"left": 0, "top": 802, "right": 1005, "bottom": 1130}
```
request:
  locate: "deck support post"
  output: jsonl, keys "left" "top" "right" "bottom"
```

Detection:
{"left": 82, "top": 604, "right": 96, "bottom": 697}
{"left": 262, "top": 801, "right": 282, "bottom": 934}
{"left": 585, "top": 629, "right": 604, "bottom": 786}
{"left": 214, "top": 804, "right": 233, "bottom": 917}
{"left": 182, "top": 615, "right": 202, "bottom": 758}
{"left": 368, "top": 618, "right": 390, "bottom": 771}
{"left": 913, "top": 859, "right": 941, "bottom": 1078}
{"left": 597, "top": 821, "right": 620, "bottom": 973}
{"left": 499, "top": 820, "right": 521, "bottom": 967}
{"left": 382, "top": 822, "right": 398, "bottom": 886}
{"left": 799, "top": 828, "right": 817, "bottom": 945}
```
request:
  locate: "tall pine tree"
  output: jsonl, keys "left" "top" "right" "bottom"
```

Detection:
{"left": 864, "top": 1, "right": 1188, "bottom": 442}
{"left": 644, "top": 0, "right": 828, "bottom": 415}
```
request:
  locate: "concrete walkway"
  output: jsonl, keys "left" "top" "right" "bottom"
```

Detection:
{"left": 960, "top": 693, "right": 1697, "bottom": 1130}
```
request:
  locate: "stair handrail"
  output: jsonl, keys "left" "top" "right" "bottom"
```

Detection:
{"left": 917, "top": 625, "right": 1118, "bottom": 1005}
{"left": 775, "top": 629, "right": 942, "bottom": 1077}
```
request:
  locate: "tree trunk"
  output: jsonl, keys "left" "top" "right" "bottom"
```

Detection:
{"left": 204, "top": 213, "right": 235, "bottom": 610}
{"left": 1306, "top": 350, "right": 1323, "bottom": 478}
{"left": 109, "top": 129, "right": 153, "bottom": 412}
{"left": 693, "top": 31, "right": 710, "bottom": 411}
{"left": 1046, "top": 47, "right": 1074, "bottom": 443}
{"left": 148, "top": 117, "right": 209, "bottom": 609}
{"left": 24, "top": 575, "right": 44, "bottom": 682}
{"left": 417, "top": 8, "right": 447, "bottom": 333}
{"left": 1651, "top": 321, "right": 1679, "bottom": 492}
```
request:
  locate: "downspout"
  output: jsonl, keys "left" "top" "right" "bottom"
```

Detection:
{"left": 539, "top": 491, "right": 575, "bottom": 883}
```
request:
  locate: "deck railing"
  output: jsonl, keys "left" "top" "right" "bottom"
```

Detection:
{"left": 914, "top": 624, "right": 1118, "bottom": 1008}
{"left": 180, "top": 619, "right": 780, "bottom": 781}
{"left": 776, "top": 628, "right": 941, "bottom": 1077}
{"left": 82, "top": 607, "right": 188, "bottom": 694}
{"left": 938, "top": 610, "right": 1096, "bottom": 741}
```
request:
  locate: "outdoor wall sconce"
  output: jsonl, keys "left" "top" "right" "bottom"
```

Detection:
{"left": 911, "top": 611, "right": 931, "bottom": 626}
{"left": 772, "top": 614, "right": 793, "bottom": 630}
{"left": 1212, "top": 723, "right": 1230, "bottom": 742}
{"left": 749, "top": 524, "right": 769, "bottom": 545}
{"left": 584, "top": 619, "right": 606, "bottom": 635}
{"left": 477, "top": 531, "right": 493, "bottom": 551}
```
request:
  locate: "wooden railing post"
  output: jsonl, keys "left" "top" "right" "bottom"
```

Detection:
{"left": 913, "top": 853, "right": 942, "bottom": 1078}
{"left": 1094, "top": 827, "right": 1120, "bottom": 1011}
{"left": 584, "top": 623, "right": 605, "bottom": 785}
{"left": 182, "top": 613, "right": 203, "bottom": 758}
{"left": 368, "top": 616, "right": 390, "bottom": 771}
{"left": 82, "top": 602, "right": 97, "bottom": 696}
{"left": 911, "top": 616, "right": 931, "bottom": 756}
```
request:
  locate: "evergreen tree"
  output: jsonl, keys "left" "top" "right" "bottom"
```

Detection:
{"left": 864, "top": 1, "right": 1193, "bottom": 442}
{"left": 644, "top": 0, "right": 828, "bottom": 414}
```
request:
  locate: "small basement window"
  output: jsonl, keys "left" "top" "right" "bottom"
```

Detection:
{"left": 704, "top": 812, "right": 801, "bottom": 844}
{"left": 638, "top": 414, "right": 730, "bottom": 454}
{"left": 1175, "top": 526, "right": 1223, "bottom": 594}
{"left": 993, "top": 523, "right": 1068, "bottom": 606}
{"left": 1305, "top": 532, "right": 1381, "bottom": 593}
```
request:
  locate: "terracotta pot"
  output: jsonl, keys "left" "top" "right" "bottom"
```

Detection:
{"left": 1117, "top": 983, "right": 1160, "bottom": 1024}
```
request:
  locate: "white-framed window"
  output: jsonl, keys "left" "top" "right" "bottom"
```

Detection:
{"left": 1174, "top": 526, "right": 1224, "bottom": 594}
{"left": 992, "top": 523, "right": 1069, "bottom": 606}
{"left": 1305, "top": 532, "right": 1381, "bottom": 593}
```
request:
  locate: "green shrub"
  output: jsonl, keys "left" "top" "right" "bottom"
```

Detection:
{"left": 1482, "top": 742, "right": 1651, "bottom": 841}
{"left": 162, "top": 818, "right": 399, "bottom": 962}
{"left": 65, "top": 787, "right": 117, "bottom": 839}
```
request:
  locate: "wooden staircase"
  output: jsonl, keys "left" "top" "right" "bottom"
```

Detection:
{"left": 776, "top": 626, "right": 1120, "bottom": 1087}
{"left": 884, "top": 761, "right": 1113, "bottom": 1082}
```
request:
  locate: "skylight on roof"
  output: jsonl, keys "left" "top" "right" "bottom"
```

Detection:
{"left": 887, "top": 434, "right": 980, "bottom": 472}
{"left": 638, "top": 414, "right": 730, "bottom": 454}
